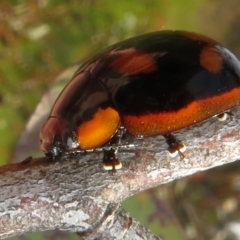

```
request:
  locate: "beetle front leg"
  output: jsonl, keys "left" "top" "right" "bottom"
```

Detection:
{"left": 102, "top": 148, "right": 122, "bottom": 173}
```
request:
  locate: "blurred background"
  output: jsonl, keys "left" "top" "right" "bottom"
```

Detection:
{"left": 1, "top": 0, "right": 240, "bottom": 239}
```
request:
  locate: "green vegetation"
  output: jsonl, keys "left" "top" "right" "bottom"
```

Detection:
{"left": 2, "top": 1, "right": 240, "bottom": 239}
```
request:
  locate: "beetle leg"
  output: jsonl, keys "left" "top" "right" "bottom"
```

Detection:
{"left": 163, "top": 134, "right": 186, "bottom": 160}
{"left": 108, "top": 126, "right": 126, "bottom": 146}
{"left": 102, "top": 148, "right": 122, "bottom": 173}
{"left": 116, "top": 126, "right": 126, "bottom": 145}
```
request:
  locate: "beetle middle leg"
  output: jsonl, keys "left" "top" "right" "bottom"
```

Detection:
{"left": 163, "top": 133, "right": 186, "bottom": 160}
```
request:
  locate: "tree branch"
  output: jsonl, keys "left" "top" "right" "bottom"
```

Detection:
{"left": 1, "top": 105, "right": 240, "bottom": 239}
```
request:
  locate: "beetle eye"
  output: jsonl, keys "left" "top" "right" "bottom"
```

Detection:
{"left": 50, "top": 146, "right": 61, "bottom": 157}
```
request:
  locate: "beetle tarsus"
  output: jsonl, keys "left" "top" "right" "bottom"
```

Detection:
{"left": 216, "top": 112, "right": 233, "bottom": 121}
{"left": 163, "top": 133, "right": 186, "bottom": 160}
{"left": 102, "top": 148, "right": 122, "bottom": 173}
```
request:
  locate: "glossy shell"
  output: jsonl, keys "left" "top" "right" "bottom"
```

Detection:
{"left": 40, "top": 30, "right": 240, "bottom": 156}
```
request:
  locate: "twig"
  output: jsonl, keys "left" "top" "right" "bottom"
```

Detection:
{"left": 0, "top": 105, "right": 240, "bottom": 239}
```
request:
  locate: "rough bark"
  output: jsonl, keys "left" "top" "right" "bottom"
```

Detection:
{"left": 0, "top": 105, "right": 240, "bottom": 239}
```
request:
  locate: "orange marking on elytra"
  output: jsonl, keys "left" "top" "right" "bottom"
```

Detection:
{"left": 200, "top": 47, "right": 223, "bottom": 74}
{"left": 180, "top": 32, "right": 222, "bottom": 73}
{"left": 110, "top": 48, "right": 157, "bottom": 75}
{"left": 76, "top": 107, "right": 120, "bottom": 150}
{"left": 122, "top": 86, "right": 240, "bottom": 136}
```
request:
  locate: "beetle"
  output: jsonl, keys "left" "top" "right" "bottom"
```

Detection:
{"left": 40, "top": 30, "right": 240, "bottom": 171}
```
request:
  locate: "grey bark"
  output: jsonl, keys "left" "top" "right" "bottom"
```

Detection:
{"left": 0, "top": 105, "right": 240, "bottom": 239}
